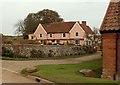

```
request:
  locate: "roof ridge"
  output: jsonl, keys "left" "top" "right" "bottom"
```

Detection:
{"left": 41, "top": 21, "right": 77, "bottom": 25}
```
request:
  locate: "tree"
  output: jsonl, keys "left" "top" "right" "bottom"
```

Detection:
{"left": 93, "top": 27, "right": 100, "bottom": 35}
{"left": 15, "top": 9, "right": 64, "bottom": 39}
{"left": 14, "top": 20, "right": 25, "bottom": 36}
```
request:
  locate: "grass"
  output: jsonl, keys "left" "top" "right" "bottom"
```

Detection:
{"left": 23, "top": 60, "right": 118, "bottom": 84}
{"left": 2, "top": 52, "right": 98, "bottom": 61}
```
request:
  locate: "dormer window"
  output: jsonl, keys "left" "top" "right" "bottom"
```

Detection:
{"left": 76, "top": 32, "right": 78, "bottom": 36}
{"left": 40, "top": 34, "right": 42, "bottom": 37}
{"left": 63, "top": 33, "right": 66, "bottom": 37}
{"left": 50, "top": 33, "right": 52, "bottom": 37}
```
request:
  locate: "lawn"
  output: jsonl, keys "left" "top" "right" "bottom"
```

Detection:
{"left": 24, "top": 60, "right": 118, "bottom": 84}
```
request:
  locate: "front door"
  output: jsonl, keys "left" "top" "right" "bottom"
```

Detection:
{"left": 75, "top": 40, "right": 79, "bottom": 45}
{"left": 56, "top": 40, "right": 60, "bottom": 44}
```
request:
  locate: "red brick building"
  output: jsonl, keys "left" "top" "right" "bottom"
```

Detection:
{"left": 100, "top": 0, "right": 120, "bottom": 80}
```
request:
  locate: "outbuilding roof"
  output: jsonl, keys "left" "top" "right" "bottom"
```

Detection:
{"left": 100, "top": 0, "right": 120, "bottom": 32}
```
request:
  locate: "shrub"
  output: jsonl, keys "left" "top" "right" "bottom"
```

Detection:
{"left": 72, "top": 45, "right": 96, "bottom": 55}
{"left": 3, "top": 40, "right": 12, "bottom": 44}
{"left": 48, "top": 50, "right": 54, "bottom": 57}
{"left": 82, "top": 45, "right": 96, "bottom": 54}
{"left": 2, "top": 47, "right": 14, "bottom": 57}
{"left": 30, "top": 49, "right": 43, "bottom": 58}
{"left": 21, "top": 68, "right": 29, "bottom": 76}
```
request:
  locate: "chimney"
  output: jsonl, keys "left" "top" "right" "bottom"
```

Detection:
{"left": 82, "top": 21, "right": 86, "bottom": 25}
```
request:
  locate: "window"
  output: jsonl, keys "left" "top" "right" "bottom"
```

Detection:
{"left": 41, "top": 40, "right": 43, "bottom": 43}
{"left": 40, "top": 34, "right": 42, "bottom": 37}
{"left": 50, "top": 34, "right": 52, "bottom": 37}
{"left": 31, "top": 36, "right": 34, "bottom": 39}
{"left": 63, "top": 33, "right": 66, "bottom": 37}
{"left": 40, "top": 40, "right": 45, "bottom": 44}
{"left": 76, "top": 32, "right": 78, "bottom": 36}
{"left": 52, "top": 39, "right": 55, "bottom": 42}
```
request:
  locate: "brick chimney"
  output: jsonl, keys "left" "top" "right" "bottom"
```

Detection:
{"left": 82, "top": 21, "right": 86, "bottom": 25}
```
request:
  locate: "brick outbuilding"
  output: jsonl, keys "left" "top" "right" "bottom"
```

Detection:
{"left": 100, "top": 0, "right": 120, "bottom": 80}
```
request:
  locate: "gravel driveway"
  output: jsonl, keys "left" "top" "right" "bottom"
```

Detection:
{"left": 2, "top": 52, "right": 102, "bottom": 83}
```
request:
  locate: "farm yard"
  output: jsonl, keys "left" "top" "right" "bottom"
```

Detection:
{"left": 2, "top": 52, "right": 119, "bottom": 84}
{"left": 1, "top": 0, "right": 120, "bottom": 84}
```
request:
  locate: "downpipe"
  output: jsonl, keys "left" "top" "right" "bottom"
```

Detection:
{"left": 114, "top": 32, "right": 118, "bottom": 80}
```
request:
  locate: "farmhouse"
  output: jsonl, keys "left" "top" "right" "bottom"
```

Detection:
{"left": 100, "top": 0, "right": 120, "bottom": 80}
{"left": 29, "top": 21, "right": 94, "bottom": 45}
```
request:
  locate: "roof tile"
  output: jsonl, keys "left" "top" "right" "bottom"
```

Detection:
{"left": 42, "top": 22, "right": 75, "bottom": 33}
{"left": 41, "top": 22, "right": 93, "bottom": 34}
{"left": 100, "top": 0, "right": 120, "bottom": 31}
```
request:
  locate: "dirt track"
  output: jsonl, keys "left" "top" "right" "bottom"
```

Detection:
{"left": 2, "top": 52, "right": 102, "bottom": 83}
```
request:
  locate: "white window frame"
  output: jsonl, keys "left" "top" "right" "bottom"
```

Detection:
{"left": 31, "top": 36, "right": 34, "bottom": 39}
{"left": 50, "top": 33, "right": 53, "bottom": 37}
{"left": 76, "top": 32, "right": 78, "bottom": 36}
{"left": 40, "top": 34, "right": 42, "bottom": 37}
{"left": 62, "top": 33, "right": 66, "bottom": 38}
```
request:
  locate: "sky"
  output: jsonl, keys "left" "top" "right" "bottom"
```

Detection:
{"left": 1, "top": 0, "right": 110, "bottom": 36}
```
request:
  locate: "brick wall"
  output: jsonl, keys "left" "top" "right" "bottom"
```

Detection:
{"left": 102, "top": 33, "right": 120, "bottom": 80}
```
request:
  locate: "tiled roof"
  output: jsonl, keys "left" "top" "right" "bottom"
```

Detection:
{"left": 100, "top": 0, "right": 120, "bottom": 31}
{"left": 80, "top": 24, "right": 94, "bottom": 34}
{"left": 41, "top": 22, "right": 94, "bottom": 34}
{"left": 42, "top": 22, "right": 75, "bottom": 33}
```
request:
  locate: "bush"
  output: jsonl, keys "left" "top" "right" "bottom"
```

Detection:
{"left": 48, "top": 50, "right": 54, "bottom": 57}
{"left": 83, "top": 45, "right": 96, "bottom": 54}
{"left": 21, "top": 68, "right": 29, "bottom": 76}
{"left": 72, "top": 45, "right": 96, "bottom": 55}
{"left": 3, "top": 40, "right": 12, "bottom": 44}
{"left": 21, "top": 67, "right": 37, "bottom": 76}
{"left": 30, "top": 49, "right": 43, "bottom": 58}
{"left": 2, "top": 47, "right": 14, "bottom": 57}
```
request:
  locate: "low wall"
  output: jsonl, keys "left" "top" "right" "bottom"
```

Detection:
{"left": 2, "top": 44, "right": 95, "bottom": 58}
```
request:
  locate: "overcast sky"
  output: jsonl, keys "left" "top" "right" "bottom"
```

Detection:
{"left": 1, "top": 0, "right": 110, "bottom": 36}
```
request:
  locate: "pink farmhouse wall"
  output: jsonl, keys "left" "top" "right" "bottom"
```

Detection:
{"left": 28, "top": 22, "right": 87, "bottom": 45}
{"left": 34, "top": 24, "right": 47, "bottom": 40}
{"left": 70, "top": 22, "right": 85, "bottom": 45}
{"left": 48, "top": 33, "right": 69, "bottom": 40}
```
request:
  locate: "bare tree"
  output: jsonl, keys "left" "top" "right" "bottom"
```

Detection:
{"left": 14, "top": 20, "right": 25, "bottom": 36}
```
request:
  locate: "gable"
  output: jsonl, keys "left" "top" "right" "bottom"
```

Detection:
{"left": 69, "top": 22, "right": 85, "bottom": 33}
{"left": 34, "top": 24, "right": 47, "bottom": 34}
{"left": 69, "top": 22, "right": 85, "bottom": 39}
